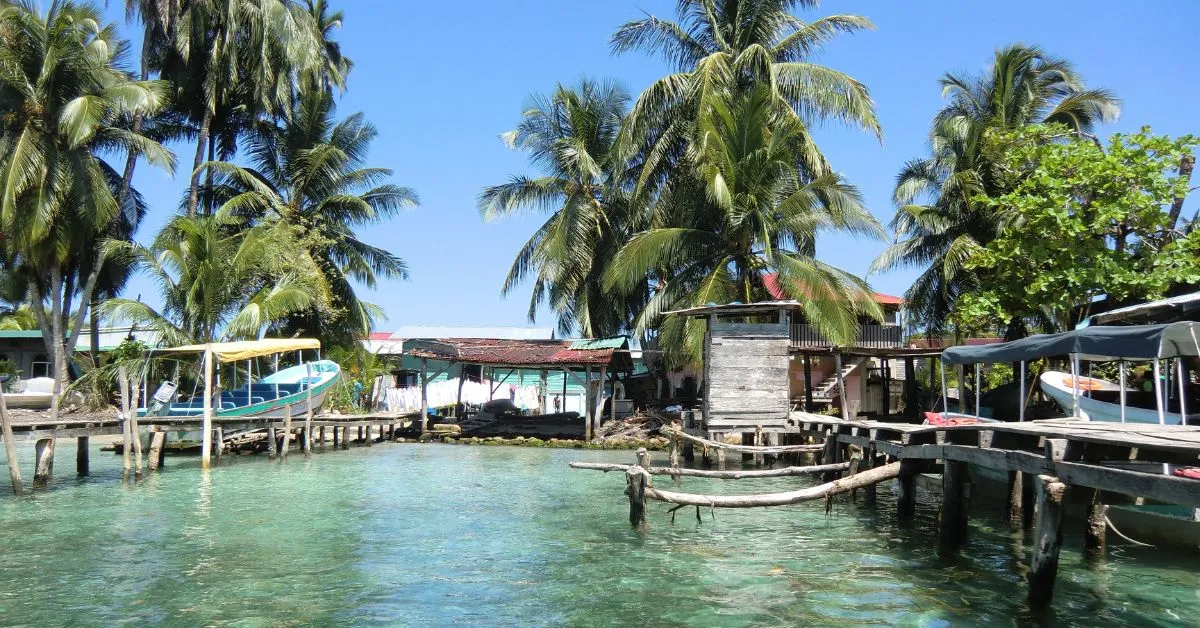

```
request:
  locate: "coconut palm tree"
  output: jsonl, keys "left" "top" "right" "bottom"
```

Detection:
{"left": 0, "top": 0, "right": 173, "bottom": 424}
{"left": 480, "top": 78, "right": 644, "bottom": 337}
{"left": 100, "top": 210, "right": 325, "bottom": 344}
{"left": 200, "top": 88, "right": 416, "bottom": 343}
{"left": 605, "top": 85, "right": 883, "bottom": 365}
{"left": 871, "top": 44, "right": 1120, "bottom": 335}
{"left": 612, "top": 0, "right": 878, "bottom": 189}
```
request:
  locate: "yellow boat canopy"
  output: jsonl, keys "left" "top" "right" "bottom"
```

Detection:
{"left": 164, "top": 338, "right": 321, "bottom": 362}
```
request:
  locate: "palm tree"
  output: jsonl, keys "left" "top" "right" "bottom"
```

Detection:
{"left": 871, "top": 44, "right": 1120, "bottom": 336}
{"left": 101, "top": 210, "right": 324, "bottom": 344}
{"left": 612, "top": 0, "right": 878, "bottom": 189}
{"left": 605, "top": 85, "right": 883, "bottom": 365}
{"left": 202, "top": 88, "right": 417, "bottom": 343}
{"left": 0, "top": 0, "right": 173, "bottom": 424}
{"left": 167, "top": 0, "right": 330, "bottom": 217}
{"left": 480, "top": 78, "right": 643, "bottom": 337}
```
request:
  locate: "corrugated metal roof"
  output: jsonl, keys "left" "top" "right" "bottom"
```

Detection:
{"left": 389, "top": 325, "right": 555, "bottom": 341}
{"left": 568, "top": 337, "right": 627, "bottom": 350}
{"left": 405, "top": 338, "right": 627, "bottom": 368}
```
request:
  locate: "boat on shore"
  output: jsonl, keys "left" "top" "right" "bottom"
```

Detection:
{"left": 1, "top": 376, "right": 54, "bottom": 410}
{"left": 1039, "top": 370, "right": 1186, "bottom": 424}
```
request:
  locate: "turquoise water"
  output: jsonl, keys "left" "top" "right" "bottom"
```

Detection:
{"left": 0, "top": 442, "right": 1197, "bottom": 626}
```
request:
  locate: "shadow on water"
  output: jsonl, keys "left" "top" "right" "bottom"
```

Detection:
{"left": 0, "top": 443, "right": 1196, "bottom": 625}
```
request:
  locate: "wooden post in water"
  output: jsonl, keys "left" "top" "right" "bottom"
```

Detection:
{"left": 897, "top": 459, "right": 919, "bottom": 518}
{"left": 280, "top": 406, "right": 293, "bottom": 460}
{"left": 340, "top": 425, "right": 350, "bottom": 449}
{"left": 76, "top": 436, "right": 89, "bottom": 476}
{"left": 862, "top": 445, "right": 877, "bottom": 502}
{"left": 1084, "top": 488, "right": 1107, "bottom": 553}
{"left": 1008, "top": 471, "right": 1024, "bottom": 527}
{"left": 267, "top": 426, "right": 278, "bottom": 459}
{"left": 713, "top": 433, "right": 726, "bottom": 469}
{"left": 214, "top": 425, "right": 224, "bottom": 463}
{"left": 304, "top": 363, "right": 314, "bottom": 456}
{"left": 201, "top": 348, "right": 214, "bottom": 469}
{"left": 0, "top": 384, "right": 22, "bottom": 494}
{"left": 148, "top": 431, "right": 166, "bottom": 470}
{"left": 33, "top": 438, "right": 54, "bottom": 488}
{"left": 130, "top": 379, "right": 143, "bottom": 475}
{"left": 358, "top": 425, "right": 364, "bottom": 442}
{"left": 940, "top": 460, "right": 969, "bottom": 547}
{"left": 329, "top": 425, "right": 337, "bottom": 448}
{"left": 754, "top": 425, "right": 764, "bottom": 468}
{"left": 1029, "top": 475, "right": 1067, "bottom": 606}
{"left": 626, "top": 459, "right": 648, "bottom": 528}
{"left": 365, "top": 424, "right": 373, "bottom": 446}
{"left": 119, "top": 365, "right": 132, "bottom": 474}
{"left": 668, "top": 426, "right": 681, "bottom": 483}
{"left": 834, "top": 352, "right": 849, "bottom": 420}
{"left": 820, "top": 430, "right": 839, "bottom": 482}
{"left": 419, "top": 358, "right": 430, "bottom": 434}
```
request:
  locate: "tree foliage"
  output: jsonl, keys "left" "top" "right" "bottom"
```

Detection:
{"left": 955, "top": 125, "right": 1200, "bottom": 331}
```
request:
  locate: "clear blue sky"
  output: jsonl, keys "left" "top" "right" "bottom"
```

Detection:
{"left": 114, "top": 0, "right": 1200, "bottom": 336}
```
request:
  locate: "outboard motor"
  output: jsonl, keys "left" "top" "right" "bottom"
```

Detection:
{"left": 148, "top": 380, "right": 178, "bottom": 415}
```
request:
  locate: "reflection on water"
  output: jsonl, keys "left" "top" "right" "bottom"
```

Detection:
{"left": 0, "top": 442, "right": 1196, "bottom": 626}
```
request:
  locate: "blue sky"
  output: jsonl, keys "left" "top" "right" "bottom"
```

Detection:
{"left": 113, "top": 0, "right": 1200, "bottom": 335}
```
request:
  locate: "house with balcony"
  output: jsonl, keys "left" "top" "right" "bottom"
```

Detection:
{"left": 664, "top": 287, "right": 939, "bottom": 437}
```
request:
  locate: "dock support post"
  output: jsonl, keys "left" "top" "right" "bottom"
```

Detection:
{"left": 419, "top": 358, "right": 429, "bottom": 434}
{"left": 280, "top": 406, "right": 293, "bottom": 460}
{"left": 329, "top": 425, "right": 337, "bottom": 448}
{"left": 1029, "top": 476, "right": 1067, "bottom": 607}
{"left": 714, "top": 433, "right": 726, "bottom": 469}
{"left": 753, "top": 425, "right": 764, "bottom": 468}
{"left": 201, "top": 349, "right": 214, "bottom": 469}
{"left": 1084, "top": 488, "right": 1107, "bottom": 553}
{"left": 148, "top": 432, "right": 166, "bottom": 470}
{"left": 802, "top": 355, "right": 813, "bottom": 412}
{"left": 76, "top": 436, "right": 89, "bottom": 476}
{"left": 626, "top": 448, "right": 651, "bottom": 527}
{"left": 267, "top": 427, "right": 278, "bottom": 459}
{"left": 214, "top": 426, "right": 223, "bottom": 462}
{"left": 358, "top": 425, "right": 364, "bottom": 443}
{"left": 940, "top": 460, "right": 969, "bottom": 547}
{"left": 119, "top": 366, "right": 132, "bottom": 474}
{"left": 897, "top": 459, "right": 919, "bottom": 518}
{"left": 862, "top": 445, "right": 877, "bottom": 502}
{"left": 668, "top": 427, "right": 681, "bottom": 483}
{"left": 340, "top": 425, "right": 349, "bottom": 449}
{"left": 820, "top": 430, "right": 838, "bottom": 482}
{"left": 33, "top": 438, "right": 54, "bottom": 488}
{"left": 319, "top": 426, "right": 326, "bottom": 448}
{"left": 0, "top": 390, "right": 22, "bottom": 494}
{"left": 1007, "top": 471, "right": 1024, "bottom": 527}
{"left": 365, "top": 425, "right": 373, "bottom": 446}
{"left": 834, "top": 353, "right": 849, "bottom": 420}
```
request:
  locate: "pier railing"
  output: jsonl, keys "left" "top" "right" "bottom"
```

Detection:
{"left": 790, "top": 323, "right": 902, "bottom": 350}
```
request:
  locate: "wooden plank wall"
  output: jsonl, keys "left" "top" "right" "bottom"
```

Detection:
{"left": 707, "top": 322, "right": 790, "bottom": 426}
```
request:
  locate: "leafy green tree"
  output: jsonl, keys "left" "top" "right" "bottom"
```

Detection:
{"left": 0, "top": 0, "right": 172, "bottom": 422}
{"left": 101, "top": 210, "right": 325, "bottom": 344}
{"left": 956, "top": 125, "right": 1200, "bottom": 331}
{"left": 203, "top": 88, "right": 417, "bottom": 343}
{"left": 605, "top": 85, "right": 883, "bottom": 365}
{"left": 872, "top": 44, "right": 1120, "bottom": 336}
{"left": 481, "top": 79, "right": 643, "bottom": 337}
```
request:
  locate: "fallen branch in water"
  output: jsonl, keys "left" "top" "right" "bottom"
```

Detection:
{"left": 642, "top": 462, "right": 901, "bottom": 508}
{"left": 569, "top": 461, "right": 849, "bottom": 479}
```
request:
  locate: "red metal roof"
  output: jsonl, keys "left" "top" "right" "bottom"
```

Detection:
{"left": 405, "top": 338, "right": 627, "bottom": 368}
{"left": 762, "top": 273, "right": 902, "bottom": 308}
{"left": 368, "top": 331, "right": 393, "bottom": 341}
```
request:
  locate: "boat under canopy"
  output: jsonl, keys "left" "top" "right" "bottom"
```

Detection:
{"left": 941, "top": 322, "right": 1200, "bottom": 365}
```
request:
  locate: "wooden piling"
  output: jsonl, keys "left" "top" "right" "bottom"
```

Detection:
{"left": 280, "top": 406, "right": 293, "bottom": 460}
{"left": 130, "top": 379, "right": 143, "bottom": 475}
{"left": 76, "top": 436, "right": 89, "bottom": 476}
{"left": 820, "top": 431, "right": 838, "bottom": 482}
{"left": 304, "top": 365, "right": 314, "bottom": 456}
{"left": 626, "top": 464, "right": 648, "bottom": 527}
{"left": 358, "top": 425, "right": 364, "bottom": 443}
{"left": 319, "top": 426, "right": 326, "bottom": 448}
{"left": 1084, "top": 488, "right": 1107, "bottom": 553}
{"left": 0, "top": 388, "right": 22, "bottom": 494}
{"left": 119, "top": 368, "right": 132, "bottom": 474}
{"left": 715, "top": 434, "right": 726, "bottom": 470}
{"left": 1029, "top": 476, "right": 1067, "bottom": 606}
{"left": 365, "top": 425, "right": 373, "bottom": 446}
{"left": 753, "top": 425, "right": 764, "bottom": 468}
{"left": 33, "top": 438, "right": 54, "bottom": 488}
{"left": 897, "top": 459, "right": 919, "bottom": 517}
{"left": 862, "top": 446, "right": 877, "bottom": 501}
{"left": 214, "top": 426, "right": 223, "bottom": 462}
{"left": 668, "top": 429, "right": 681, "bottom": 484}
{"left": 267, "top": 427, "right": 278, "bottom": 459}
{"left": 340, "top": 425, "right": 350, "bottom": 449}
{"left": 148, "top": 432, "right": 166, "bottom": 470}
{"left": 1008, "top": 471, "right": 1024, "bottom": 527}
{"left": 940, "top": 460, "right": 969, "bottom": 547}
{"left": 330, "top": 425, "right": 337, "bottom": 448}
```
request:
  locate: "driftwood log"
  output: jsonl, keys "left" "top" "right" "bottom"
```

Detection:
{"left": 660, "top": 426, "right": 823, "bottom": 454}
{"left": 642, "top": 462, "right": 901, "bottom": 508}
{"left": 570, "top": 461, "right": 850, "bottom": 479}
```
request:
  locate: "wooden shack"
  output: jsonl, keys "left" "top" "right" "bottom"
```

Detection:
{"left": 704, "top": 319, "right": 791, "bottom": 432}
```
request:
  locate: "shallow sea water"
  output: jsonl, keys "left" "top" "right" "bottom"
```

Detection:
{"left": 0, "top": 441, "right": 1197, "bottom": 626}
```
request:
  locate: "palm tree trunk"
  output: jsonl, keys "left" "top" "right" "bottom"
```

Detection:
{"left": 187, "top": 108, "right": 214, "bottom": 218}
{"left": 206, "top": 134, "right": 216, "bottom": 214}
{"left": 89, "top": 299, "right": 101, "bottom": 364}
{"left": 1167, "top": 153, "right": 1195, "bottom": 233}
{"left": 48, "top": 267, "right": 64, "bottom": 424}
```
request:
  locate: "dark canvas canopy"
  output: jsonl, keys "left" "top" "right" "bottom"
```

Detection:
{"left": 942, "top": 322, "right": 1200, "bottom": 365}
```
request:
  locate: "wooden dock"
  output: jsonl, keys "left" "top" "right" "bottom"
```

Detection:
{"left": 580, "top": 413, "right": 1200, "bottom": 608}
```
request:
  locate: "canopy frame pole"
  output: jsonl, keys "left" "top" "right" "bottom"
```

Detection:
{"left": 1118, "top": 361, "right": 1127, "bottom": 423}
{"left": 1177, "top": 357, "right": 1187, "bottom": 422}
{"left": 201, "top": 347, "right": 214, "bottom": 469}
{"left": 1153, "top": 358, "right": 1166, "bottom": 425}
{"left": 957, "top": 365, "right": 966, "bottom": 414}
{"left": 939, "top": 360, "right": 949, "bottom": 418}
{"left": 1018, "top": 361, "right": 1026, "bottom": 422}
{"left": 975, "top": 364, "right": 982, "bottom": 419}
{"left": 274, "top": 354, "right": 279, "bottom": 401}
{"left": 1070, "top": 354, "right": 1081, "bottom": 419}
{"left": 1188, "top": 326, "right": 1200, "bottom": 425}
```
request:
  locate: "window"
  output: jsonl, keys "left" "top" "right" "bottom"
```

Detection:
{"left": 30, "top": 354, "right": 50, "bottom": 378}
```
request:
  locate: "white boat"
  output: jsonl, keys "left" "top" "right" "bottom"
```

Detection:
{"left": 1040, "top": 370, "right": 1185, "bottom": 425}
{"left": 1, "top": 376, "right": 54, "bottom": 409}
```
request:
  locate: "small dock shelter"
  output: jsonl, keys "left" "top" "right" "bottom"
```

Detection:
{"left": 397, "top": 336, "right": 632, "bottom": 438}
{"left": 663, "top": 300, "right": 941, "bottom": 438}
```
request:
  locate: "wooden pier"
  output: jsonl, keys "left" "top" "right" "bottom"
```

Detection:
{"left": 576, "top": 413, "right": 1200, "bottom": 608}
{"left": 0, "top": 411, "right": 423, "bottom": 492}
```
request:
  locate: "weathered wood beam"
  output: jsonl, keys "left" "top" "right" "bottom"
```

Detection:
{"left": 940, "top": 460, "right": 969, "bottom": 547}
{"left": 643, "top": 462, "right": 901, "bottom": 508}
{"left": 33, "top": 438, "right": 54, "bottom": 488}
{"left": 76, "top": 436, "right": 88, "bottom": 476}
{"left": 662, "top": 426, "right": 822, "bottom": 454}
{"left": 569, "top": 461, "right": 850, "bottom": 478}
{"left": 1029, "top": 476, "right": 1067, "bottom": 607}
{"left": 148, "top": 431, "right": 166, "bottom": 470}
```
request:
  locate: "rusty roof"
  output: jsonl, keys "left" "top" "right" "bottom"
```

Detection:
{"left": 404, "top": 337, "right": 630, "bottom": 369}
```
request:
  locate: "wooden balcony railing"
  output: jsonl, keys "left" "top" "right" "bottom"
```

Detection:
{"left": 790, "top": 324, "right": 902, "bottom": 350}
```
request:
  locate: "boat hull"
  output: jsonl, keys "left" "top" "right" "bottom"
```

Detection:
{"left": 1040, "top": 371, "right": 1183, "bottom": 424}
